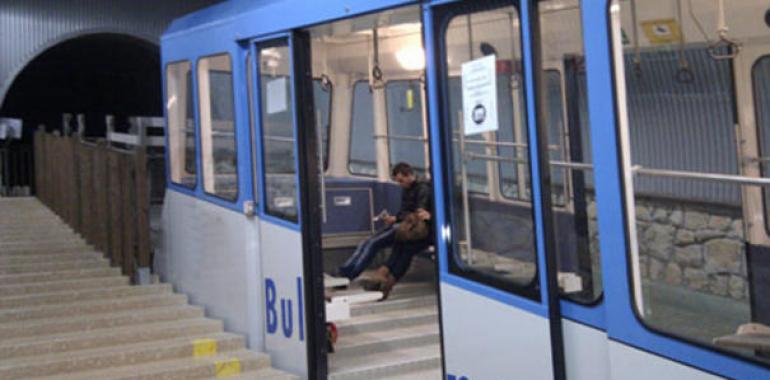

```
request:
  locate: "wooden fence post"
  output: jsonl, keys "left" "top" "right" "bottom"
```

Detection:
{"left": 108, "top": 150, "right": 123, "bottom": 268}
{"left": 93, "top": 142, "right": 110, "bottom": 254}
{"left": 121, "top": 153, "right": 137, "bottom": 278}
{"left": 135, "top": 149, "right": 152, "bottom": 282}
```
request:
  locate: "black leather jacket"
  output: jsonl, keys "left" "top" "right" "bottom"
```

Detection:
{"left": 396, "top": 178, "right": 433, "bottom": 222}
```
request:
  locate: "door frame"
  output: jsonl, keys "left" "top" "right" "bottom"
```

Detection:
{"left": 423, "top": 0, "right": 565, "bottom": 378}
{"left": 248, "top": 31, "right": 327, "bottom": 379}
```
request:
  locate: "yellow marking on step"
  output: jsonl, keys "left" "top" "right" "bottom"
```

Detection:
{"left": 216, "top": 358, "right": 242, "bottom": 378}
{"left": 192, "top": 338, "right": 217, "bottom": 357}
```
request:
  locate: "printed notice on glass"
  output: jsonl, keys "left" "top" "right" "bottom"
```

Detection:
{"left": 266, "top": 77, "right": 288, "bottom": 114}
{"left": 461, "top": 55, "right": 498, "bottom": 136}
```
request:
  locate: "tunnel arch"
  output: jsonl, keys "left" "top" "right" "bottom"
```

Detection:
{"left": 1, "top": 32, "right": 162, "bottom": 139}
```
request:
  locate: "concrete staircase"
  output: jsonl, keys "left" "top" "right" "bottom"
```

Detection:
{"left": 328, "top": 281, "right": 442, "bottom": 380}
{"left": 0, "top": 197, "right": 296, "bottom": 380}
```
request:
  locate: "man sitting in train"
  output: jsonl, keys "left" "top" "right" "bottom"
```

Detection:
{"left": 336, "top": 162, "right": 433, "bottom": 300}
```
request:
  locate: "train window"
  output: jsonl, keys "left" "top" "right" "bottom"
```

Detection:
{"left": 166, "top": 60, "right": 197, "bottom": 188}
{"left": 386, "top": 80, "right": 427, "bottom": 175}
{"left": 349, "top": 80, "right": 376, "bottom": 176}
{"left": 443, "top": 5, "right": 538, "bottom": 295}
{"left": 313, "top": 79, "right": 333, "bottom": 170}
{"left": 540, "top": 1, "right": 602, "bottom": 303}
{"left": 614, "top": 0, "right": 768, "bottom": 362}
{"left": 198, "top": 54, "right": 238, "bottom": 200}
{"left": 259, "top": 42, "right": 298, "bottom": 222}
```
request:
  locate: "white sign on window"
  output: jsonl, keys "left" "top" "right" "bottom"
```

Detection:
{"left": 266, "top": 77, "right": 288, "bottom": 114}
{"left": 461, "top": 55, "right": 498, "bottom": 136}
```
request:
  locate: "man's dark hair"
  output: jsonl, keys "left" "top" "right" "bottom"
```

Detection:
{"left": 391, "top": 162, "right": 414, "bottom": 177}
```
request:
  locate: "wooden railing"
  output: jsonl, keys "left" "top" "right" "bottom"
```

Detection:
{"left": 34, "top": 130, "right": 151, "bottom": 280}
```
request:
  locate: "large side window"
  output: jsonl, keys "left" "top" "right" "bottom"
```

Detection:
{"left": 166, "top": 61, "right": 197, "bottom": 188}
{"left": 386, "top": 80, "right": 427, "bottom": 175}
{"left": 259, "top": 42, "right": 298, "bottom": 222}
{"left": 198, "top": 54, "right": 238, "bottom": 200}
{"left": 539, "top": 1, "right": 602, "bottom": 303}
{"left": 614, "top": 0, "right": 767, "bottom": 363}
{"left": 349, "top": 81, "right": 376, "bottom": 176}
{"left": 444, "top": 5, "right": 539, "bottom": 296}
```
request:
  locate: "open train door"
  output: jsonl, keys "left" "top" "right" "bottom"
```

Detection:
{"left": 423, "top": 0, "right": 565, "bottom": 378}
{"left": 248, "top": 32, "right": 325, "bottom": 378}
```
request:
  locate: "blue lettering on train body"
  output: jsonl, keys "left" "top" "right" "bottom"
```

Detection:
{"left": 265, "top": 277, "right": 304, "bottom": 341}
{"left": 447, "top": 375, "right": 469, "bottom": 380}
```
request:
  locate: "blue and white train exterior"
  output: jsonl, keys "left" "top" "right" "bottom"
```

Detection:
{"left": 158, "top": 0, "right": 770, "bottom": 379}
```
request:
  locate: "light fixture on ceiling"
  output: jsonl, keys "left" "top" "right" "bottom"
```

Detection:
{"left": 395, "top": 45, "right": 425, "bottom": 71}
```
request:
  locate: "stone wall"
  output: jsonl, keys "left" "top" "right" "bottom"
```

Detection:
{"left": 633, "top": 197, "right": 748, "bottom": 300}
{"left": 583, "top": 195, "right": 748, "bottom": 301}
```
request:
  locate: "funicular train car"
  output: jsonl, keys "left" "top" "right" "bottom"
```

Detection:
{"left": 158, "top": 0, "right": 770, "bottom": 378}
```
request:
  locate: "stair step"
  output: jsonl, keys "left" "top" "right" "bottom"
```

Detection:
{"left": 0, "top": 246, "right": 96, "bottom": 257}
{"left": 0, "top": 318, "right": 223, "bottom": 360}
{"left": 31, "top": 349, "right": 272, "bottom": 380}
{"left": 0, "top": 236, "right": 83, "bottom": 246}
{"left": 329, "top": 344, "right": 441, "bottom": 380}
{"left": 224, "top": 368, "right": 300, "bottom": 380}
{"left": 379, "top": 368, "right": 443, "bottom": 380}
{"left": 0, "top": 240, "right": 89, "bottom": 252}
{"left": 0, "top": 304, "right": 203, "bottom": 339}
{"left": 0, "top": 275, "right": 128, "bottom": 297}
{"left": 334, "top": 323, "right": 440, "bottom": 357}
{"left": 0, "top": 232, "right": 78, "bottom": 242}
{"left": 0, "top": 266, "right": 121, "bottom": 285}
{"left": 0, "top": 293, "right": 187, "bottom": 323}
{"left": 0, "top": 258, "right": 108, "bottom": 274}
{"left": 351, "top": 295, "right": 436, "bottom": 317}
{"left": 0, "top": 332, "right": 245, "bottom": 379}
{"left": 336, "top": 305, "right": 438, "bottom": 335}
{"left": 0, "top": 251, "right": 103, "bottom": 265}
{"left": 0, "top": 283, "right": 173, "bottom": 309}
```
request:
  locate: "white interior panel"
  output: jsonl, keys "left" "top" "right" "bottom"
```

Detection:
{"left": 259, "top": 220, "right": 308, "bottom": 377}
{"left": 608, "top": 340, "right": 724, "bottom": 380}
{"left": 440, "top": 282, "right": 553, "bottom": 379}
{"left": 157, "top": 190, "right": 264, "bottom": 350}
{"left": 563, "top": 319, "right": 610, "bottom": 380}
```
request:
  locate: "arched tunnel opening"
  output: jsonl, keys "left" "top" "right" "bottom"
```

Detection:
{"left": 1, "top": 33, "right": 162, "bottom": 139}
{"left": 0, "top": 33, "right": 163, "bottom": 196}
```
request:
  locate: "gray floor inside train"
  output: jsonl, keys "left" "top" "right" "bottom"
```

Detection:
{"left": 323, "top": 248, "right": 443, "bottom": 380}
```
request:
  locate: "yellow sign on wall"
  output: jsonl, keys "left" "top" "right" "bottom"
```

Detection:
{"left": 641, "top": 18, "right": 682, "bottom": 45}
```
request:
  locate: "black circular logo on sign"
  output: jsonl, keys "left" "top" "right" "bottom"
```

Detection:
{"left": 472, "top": 104, "right": 486, "bottom": 125}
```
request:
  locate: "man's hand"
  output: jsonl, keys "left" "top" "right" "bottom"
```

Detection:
{"left": 383, "top": 215, "right": 397, "bottom": 225}
{"left": 416, "top": 208, "right": 431, "bottom": 221}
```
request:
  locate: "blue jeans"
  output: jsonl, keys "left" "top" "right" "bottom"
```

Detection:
{"left": 338, "top": 225, "right": 431, "bottom": 281}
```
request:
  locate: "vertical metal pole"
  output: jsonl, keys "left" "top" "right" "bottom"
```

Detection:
{"left": 462, "top": 14, "right": 475, "bottom": 263}
{"left": 420, "top": 81, "right": 431, "bottom": 174}
{"left": 459, "top": 117, "right": 474, "bottom": 264}
{"left": 316, "top": 109, "right": 327, "bottom": 223}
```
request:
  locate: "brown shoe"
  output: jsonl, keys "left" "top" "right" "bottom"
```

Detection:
{"left": 360, "top": 266, "right": 390, "bottom": 291}
{"left": 379, "top": 274, "right": 397, "bottom": 301}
